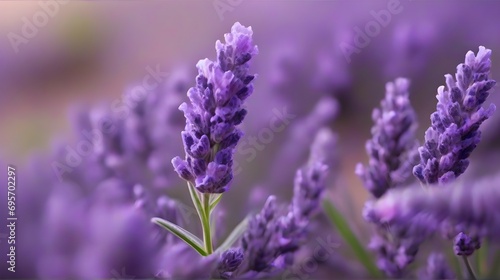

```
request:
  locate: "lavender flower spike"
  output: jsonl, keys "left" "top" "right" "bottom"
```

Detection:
{"left": 239, "top": 196, "right": 279, "bottom": 273}
{"left": 216, "top": 248, "right": 244, "bottom": 279}
{"left": 366, "top": 173, "right": 500, "bottom": 241}
{"left": 236, "top": 128, "right": 331, "bottom": 277}
{"left": 356, "top": 77, "right": 419, "bottom": 198}
{"left": 172, "top": 22, "right": 258, "bottom": 193}
{"left": 414, "top": 46, "right": 496, "bottom": 185}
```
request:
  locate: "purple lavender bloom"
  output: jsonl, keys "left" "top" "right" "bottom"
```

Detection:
{"left": 216, "top": 248, "right": 245, "bottom": 279}
{"left": 172, "top": 22, "right": 258, "bottom": 193}
{"left": 278, "top": 129, "right": 330, "bottom": 259}
{"left": 368, "top": 235, "right": 405, "bottom": 277}
{"left": 418, "top": 253, "right": 455, "bottom": 280}
{"left": 356, "top": 78, "right": 422, "bottom": 277}
{"left": 239, "top": 196, "right": 280, "bottom": 273}
{"left": 20, "top": 90, "right": 188, "bottom": 278}
{"left": 413, "top": 46, "right": 496, "bottom": 185}
{"left": 366, "top": 173, "right": 500, "bottom": 242}
{"left": 454, "top": 232, "right": 480, "bottom": 256}
{"left": 236, "top": 129, "right": 330, "bottom": 276}
{"left": 364, "top": 205, "right": 429, "bottom": 278}
{"left": 356, "top": 78, "right": 419, "bottom": 198}
{"left": 291, "top": 161, "right": 328, "bottom": 223}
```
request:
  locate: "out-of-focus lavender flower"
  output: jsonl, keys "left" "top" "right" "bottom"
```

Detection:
{"left": 413, "top": 46, "right": 497, "bottom": 185}
{"left": 418, "top": 253, "right": 455, "bottom": 280}
{"left": 365, "top": 216, "right": 426, "bottom": 279}
{"left": 63, "top": 67, "right": 189, "bottom": 190}
{"left": 291, "top": 161, "right": 328, "bottom": 224}
{"left": 172, "top": 22, "right": 258, "bottom": 194}
{"left": 266, "top": 26, "right": 351, "bottom": 111}
{"left": 365, "top": 173, "right": 500, "bottom": 241}
{"left": 356, "top": 77, "right": 419, "bottom": 198}
{"left": 368, "top": 237, "right": 397, "bottom": 276}
{"left": 35, "top": 179, "right": 160, "bottom": 279}
{"left": 216, "top": 248, "right": 245, "bottom": 279}
{"left": 356, "top": 78, "right": 420, "bottom": 277}
{"left": 262, "top": 97, "right": 337, "bottom": 195}
{"left": 133, "top": 184, "right": 181, "bottom": 244}
{"left": 308, "top": 127, "right": 339, "bottom": 170}
{"left": 236, "top": 128, "right": 331, "bottom": 277}
{"left": 383, "top": 23, "right": 437, "bottom": 79}
{"left": 238, "top": 195, "right": 280, "bottom": 274}
{"left": 454, "top": 232, "right": 481, "bottom": 256}
{"left": 18, "top": 68, "right": 193, "bottom": 279}
{"left": 76, "top": 204, "right": 157, "bottom": 279}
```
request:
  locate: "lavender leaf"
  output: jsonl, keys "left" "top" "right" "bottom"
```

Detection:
{"left": 323, "top": 199, "right": 382, "bottom": 278}
{"left": 151, "top": 217, "right": 207, "bottom": 256}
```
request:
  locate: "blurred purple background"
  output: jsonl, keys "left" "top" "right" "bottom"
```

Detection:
{"left": 1, "top": 0, "right": 500, "bottom": 278}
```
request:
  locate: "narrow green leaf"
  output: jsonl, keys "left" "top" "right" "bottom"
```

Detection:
{"left": 322, "top": 199, "right": 382, "bottom": 278}
{"left": 210, "top": 194, "right": 223, "bottom": 212}
{"left": 152, "top": 217, "right": 207, "bottom": 256}
{"left": 216, "top": 215, "right": 250, "bottom": 253}
{"left": 210, "top": 206, "right": 218, "bottom": 238}
{"left": 188, "top": 182, "right": 205, "bottom": 220}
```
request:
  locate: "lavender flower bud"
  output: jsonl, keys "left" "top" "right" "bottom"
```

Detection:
{"left": 217, "top": 248, "right": 244, "bottom": 279}
{"left": 414, "top": 46, "right": 496, "bottom": 185}
{"left": 418, "top": 253, "right": 455, "bottom": 280}
{"left": 173, "top": 22, "right": 258, "bottom": 193}
{"left": 356, "top": 78, "right": 419, "bottom": 198}
{"left": 454, "top": 232, "right": 481, "bottom": 256}
{"left": 291, "top": 161, "right": 328, "bottom": 221}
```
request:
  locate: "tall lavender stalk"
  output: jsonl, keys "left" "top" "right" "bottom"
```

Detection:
{"left": 409, "top": 46, "right": 496, "bottom": 275}
{"left": 356, "top": 77, "right": 418, "bottom": 198}
{"left": 230, "top": 128, "right": 331, "bottom": 278}
{"left": 356, "top": 78, "right": 419, "bottom": 277}
{"left": 172, "top": 22, "right": 258, "bottom": 194}
{"left": 154, "top": 22, "right": 258, "bottom": 257}
{"left": 413, "top": 46, "right": 496, "bottom": 185}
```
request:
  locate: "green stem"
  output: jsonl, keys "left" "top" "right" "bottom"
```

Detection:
{"left": 202, "top": 193, "right": 213, "bottom": 254}
{"left": 448, "top": 249, "right": 464, "bottom": 280}
{"left": 188, "top": 182, "right": 205, "bottom": 224}
{"left": 463, "top": 256, "right": 477, "bottom": 280}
